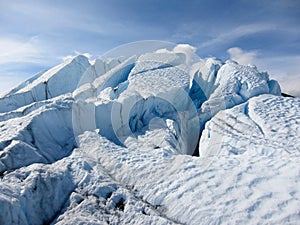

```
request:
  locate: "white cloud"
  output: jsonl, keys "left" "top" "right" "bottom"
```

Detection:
{"left": 227, "top": 47, "right": 258, "bottom": 65}
{"left": 61, "top": 51, "right": 93, "bottom": 62}
{"left": 173, "top": 44, "right": 197, "bottom": 64}
{"left": 156, "top": 43, "right": 198, "bottom": 65}
{"left": 0, "top": 36, "right": 43, "bottom": 64}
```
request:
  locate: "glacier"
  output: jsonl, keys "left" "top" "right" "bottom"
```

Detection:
{"left": 0, "top": 42, "right": 299, "bottom": 224}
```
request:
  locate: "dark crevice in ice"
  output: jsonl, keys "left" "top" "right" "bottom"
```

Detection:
{"left": 192, "top": 134, "right": 201, "bottom": 157}
{"left": 189, "top": 79, "right": 208, "bottom": 109}
{"left": 129, "top": 63, "right": 175, "bottom": 78}
{"left": 115, "top": 197, "right": 125, "bottom": 211}
{"left": 282, "top": 93, "right": 294, "bottom": 98}
{"left": 43, "top": 187, "right": 76, "bottom": 225}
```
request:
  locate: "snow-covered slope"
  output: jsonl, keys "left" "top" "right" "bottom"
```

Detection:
{"left": 200, "top": 94, "right": 300, "bottom": 157}
{"left": 0, "top": 43, "right": 299, "bottom": 224}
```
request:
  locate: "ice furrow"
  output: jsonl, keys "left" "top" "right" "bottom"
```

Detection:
{"left": 76, "top": 134, "right": 181, "bottom": 224}
{"left": 95, "top": 160, "right": 182, "bottom": 225}
{"left": 244, "top": 102, "right": 265, "bottom": 136}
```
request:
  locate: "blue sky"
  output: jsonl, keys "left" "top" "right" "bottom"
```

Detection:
{"left": 0, "top": 0, "right": 299, "bottom": 96}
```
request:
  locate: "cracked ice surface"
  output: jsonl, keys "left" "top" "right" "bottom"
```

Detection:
{"left": 199, "top": 94, "right": 300, "bottom": 156}
{"left": 0, "top": 43, "right": 299, "bottom": 224}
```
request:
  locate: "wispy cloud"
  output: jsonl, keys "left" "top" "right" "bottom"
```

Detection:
{"left": 5, "top": 2, "right": 96, "bottom": 33}
{"left": 198, "top": 23, "right": 277, "bottom": 50}
{"left": 259, "top": 55, "right": 300, "bottom": 97}
{"left": 0, "top": 36, "right": 43, "bottom": 64}
{"left": 3, "top": 1, "right": 126, "bottom": 37}
{"left": 0, "top": 76, "right": 21, "bottom": 97}
{"left": 0, "top": 35, "right": 56, "bottom": 96}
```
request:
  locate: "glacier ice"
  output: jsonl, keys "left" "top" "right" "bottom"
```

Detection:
{"left": 0, "top": 42, "right": 299, "bottom": 224}
{"left": 0, "top": 56, "right": 90, "bottom": 113}
{"left": 196, "top": 60, "right": 281, "bottom": 132}
{"left": 0, "top": 95, "right": 75, "bottom": 172}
